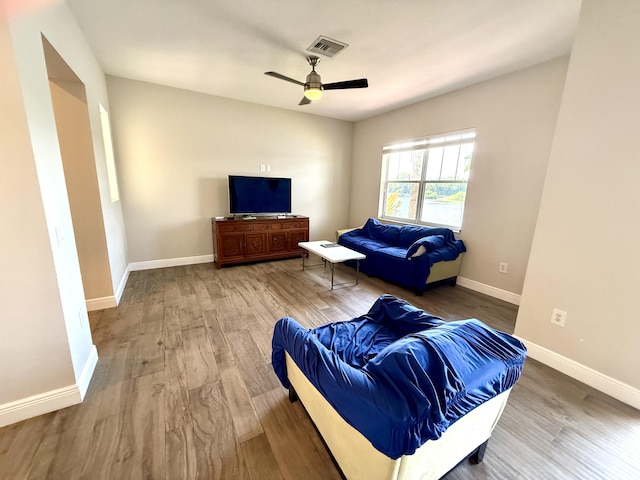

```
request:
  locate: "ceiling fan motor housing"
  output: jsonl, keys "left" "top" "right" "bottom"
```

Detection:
{"left": 305, "top": 70, "right": 323, "bottom": 94}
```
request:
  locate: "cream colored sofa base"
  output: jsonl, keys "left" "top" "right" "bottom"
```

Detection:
{"left": 425, "top": 255, "right": 462, "bottom": 285}
{"left": 285, "top": 353, "right": 511, "bottom": 480}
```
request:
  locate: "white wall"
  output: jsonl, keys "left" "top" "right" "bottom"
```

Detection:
{"left": 10, "top": 3, "right": 129, "bottom": 307}
{"left": 516, "top": 0, "right": 640, "bottom": 396}
{"left": 1, "top": 0, "right": 128, "bottom": 424}
{"left": 0, "top": 9, "right": 76, "bottom": 415}
{"left": 106, "top": 77, "right": 354, "bottom": 263}
{"left": 350, "top": 58, "right": 569, "bottom": 297}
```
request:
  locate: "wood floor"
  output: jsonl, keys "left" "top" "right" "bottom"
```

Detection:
{"left": 1, "top": 259, "right": 639, "bottom": 479}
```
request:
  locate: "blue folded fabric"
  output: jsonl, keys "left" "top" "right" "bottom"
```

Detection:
{"left": 405, "top": 235, "right": 445, "bottom": 259}
{"left": 395, "top": 224, "right": 433, "bottom": 247}
{"left": 362, "top": 218, "right": 401, "bottom": 245}
{"left": 271, "top": 294, "right": 527, "bottom": 459}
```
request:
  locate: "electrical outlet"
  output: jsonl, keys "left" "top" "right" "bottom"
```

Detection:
{"left": 551, "top": 308, "right": 567, "bottom": 327}
{"left": 260, "top": 164, "right": 266, "bottom": 172}
{"left": 499, "top": 262, "right": 508, "bottom": 274}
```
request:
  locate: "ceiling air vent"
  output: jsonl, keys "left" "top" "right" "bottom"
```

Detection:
{"left": 306, "top": 36, "right": 348, "bottom": 58}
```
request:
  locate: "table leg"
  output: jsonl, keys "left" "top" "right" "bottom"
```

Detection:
{"left": 330, "top": 263, "right": 335, "bottom": 290}
{"left": 355, "top": 259, "right": 360, "bottom": 285}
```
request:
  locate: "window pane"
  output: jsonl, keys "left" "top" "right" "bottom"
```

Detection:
{"left": 385, "top": 151, "right": 423, "bottom": 181}
{"left": 384, "top": 182, "right": 420, "bottom": 219}
{"left": 386, "top": 153, "right": 400, "bottom": 180}
{"left": 421, "top": 182, "right": 466, "bottom": 228}
{"left": 380, "top": 128, "right": 475, "bottom": 229}
{"left": 441, "top": 145, "right": 460, "bottom": 180}
{"left": 457, "top": 143, "right": 474, "bottom": 180}
{"left": 426, "top": 147, "right": 442, "bottom": 180}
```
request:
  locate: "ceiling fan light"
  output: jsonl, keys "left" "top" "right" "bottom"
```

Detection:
{"left": 304, "top": 85, "right": 324, "bottom": 100}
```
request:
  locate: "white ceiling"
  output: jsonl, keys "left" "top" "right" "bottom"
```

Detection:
{"left": 66, "top": 0, "right": 582, "bottom": 122}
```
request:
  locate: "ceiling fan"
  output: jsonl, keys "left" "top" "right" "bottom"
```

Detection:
{"left": 265, "top": 55, "right": 368, "bottom": 105}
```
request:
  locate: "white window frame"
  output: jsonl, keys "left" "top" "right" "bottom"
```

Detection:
{"left": 379, "top": 129, "right": 476, "bottom": 231}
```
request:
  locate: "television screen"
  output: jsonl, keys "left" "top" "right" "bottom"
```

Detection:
{"left": 228, "top": 175, "right": 292, "bottom": 215}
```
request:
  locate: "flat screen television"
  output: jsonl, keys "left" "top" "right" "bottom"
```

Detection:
{"left": 228, "top": 175, "right": 292, "bottom": 215}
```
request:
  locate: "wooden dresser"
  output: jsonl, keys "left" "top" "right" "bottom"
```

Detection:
{"left": 212, "top": 216, "right": 309, "bottom": 268}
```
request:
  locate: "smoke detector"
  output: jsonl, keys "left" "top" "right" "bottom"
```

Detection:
{"left": 306, "top": 36, "right": 348, "bottom": 58}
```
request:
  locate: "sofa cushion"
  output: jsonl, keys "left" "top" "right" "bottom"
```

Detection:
{"left": 340, "top": 233, "right": 390, "bottom": 251}
{"left": 364, "top": 318, "right": 527, "bottom": 428}
{"left": 364, "top": 294, "right": 444, "bottom": 332}
{"left": 362, "top": 218, "right": 401, "bottom": 245}
{"left": 311, "top": 295, "right": 444, "bottom": 369}
{"left": 406, "top": 235, "right": 446, "bottom": 259}
{"left": 395, "top": 224, "right": 433, "bottom": 247}
{"left": 378, "top": 245, "right": 410, "bottom": 259}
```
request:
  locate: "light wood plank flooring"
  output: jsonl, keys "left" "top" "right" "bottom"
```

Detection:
{"left": 0, "top": 259, "right": 638, "bottom": 479}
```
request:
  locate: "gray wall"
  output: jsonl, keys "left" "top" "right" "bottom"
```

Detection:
{"left": 350, "top": 57, "right": 569, "bottom": 297}
{"left": 106, "top": 77, "right": 354, "bottom": 263}
{"left": 516, "top": 0, "right": 640, "bottom": 392}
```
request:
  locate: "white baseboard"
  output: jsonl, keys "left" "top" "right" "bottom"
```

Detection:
{"left": 0, "top": 345, "right": 99, "bottom": 427}
{"left": 85, "top": 266, "right": 130, "bottom": 311}
{"left": 115, "top": 265, "right": 130, "bottom": 305}
{"left": 456, "top": 276, "right": 521, "bottom": 305}
{"left": 457, "top": 279, "right": 639, "bottom": 409}
{"left": 517, "top": 337, "right": 640, "bottom": 410}
{"left": 0, "top": 384, "right": 80, "bottom": 428}
{"left": 128, "top": 254, "right": 214, "bottom": 271}
{"left": 77, "top": 345, "right": 99, "bottom": 400}
{"left": 86, "top": 296, "right": 117, "bottom": 311}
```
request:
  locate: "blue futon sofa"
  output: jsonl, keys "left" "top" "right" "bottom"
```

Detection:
{"left": 338, "top": 218, "right": 466, "bottom": 293}
{"left": 272, "top": 295, "right": 527, "bottom": 479}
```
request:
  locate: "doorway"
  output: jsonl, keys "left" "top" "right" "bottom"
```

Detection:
{"left": 42, "top": 35, "right": 114, "bottom": 307}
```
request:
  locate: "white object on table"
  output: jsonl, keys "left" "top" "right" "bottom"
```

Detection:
{"left": 298, "top": 240, "right": 366, "bottom": 290}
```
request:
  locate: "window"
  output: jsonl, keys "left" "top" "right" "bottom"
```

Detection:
{"left": 379, "top": 129, "right": 475, "bottom": 230}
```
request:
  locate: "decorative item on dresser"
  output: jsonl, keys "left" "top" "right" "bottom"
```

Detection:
{"left": 211, "top": 216, "right": 309, "bottom": 268}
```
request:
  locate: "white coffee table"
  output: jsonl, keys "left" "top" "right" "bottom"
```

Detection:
{"left": 298, "top": 241, "right": 366, "bottom": 290}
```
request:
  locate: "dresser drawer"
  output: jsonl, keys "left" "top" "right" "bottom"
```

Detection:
{"left": 217, "top": 222, "right": 252, "bottom": 233}
{"left": 253, "top": 222, "right": 281, "bottom": 231}
{"left": 281, "top": 220, "right": 309, "bottom": 230}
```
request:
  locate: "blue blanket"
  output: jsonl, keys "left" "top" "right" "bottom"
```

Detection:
{"left": 272, "top": 295, "right": 526, "bottom": 459}
{"left": 338, "top": 219, "right": 466, "bottom": 291}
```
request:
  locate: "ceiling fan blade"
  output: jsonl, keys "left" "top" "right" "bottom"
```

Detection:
{"left": 264, "top": 71, "right": 304, "bottom": 86}
{"left": 299, "top": 96, "right": 311, "bottom": 106}
{"left": 323, "top": 78, "right": 368, "bottom": 90}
